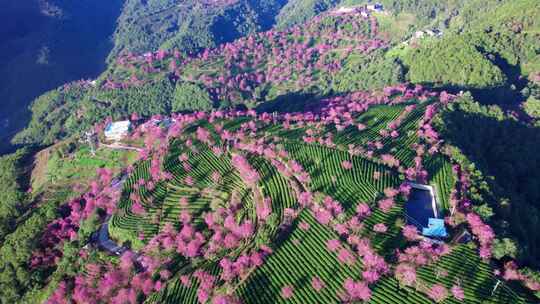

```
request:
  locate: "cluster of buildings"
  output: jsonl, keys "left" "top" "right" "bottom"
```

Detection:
{"left": 104, "top": 117, "right": 177, "bottom": 139}
{"left": 330, "top": 3, "right": 444, "bottom": 46}
{"left": 332, "top": 2, "right": 384, "bottom": 17}
{"left": 104, "top": 120, "right": 132, "bottom": 142}
{"left": 414, "top": 29, "right": 443, "bottom": 39}
{"left": 402, "top": 28, "right": 444, "bottom": 46}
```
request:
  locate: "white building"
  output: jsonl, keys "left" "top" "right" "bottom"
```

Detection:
{"left": 414, "top": 29, "right": 443, "bottom": 40}
{"left": 333, "top": 6, "right": 356, "bottom": 14}
{"left": 104, "top": 121, "right": 131, "bottom": 141}
{"left": 414, "top": 30, "right": 426, "bottom": 39}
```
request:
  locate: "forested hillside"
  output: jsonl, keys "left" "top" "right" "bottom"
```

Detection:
{"left": 275, "top": 0, "right": 340, "bottom": 29}
{"left": 395, "top": 0, "right": 539, "bottom": 105}
{"left": 108, "top": 0, "right": 288, "bottom": 61}
{"left": 437, "top": 96, "right": 540, "bottom": 268}
{"left": 14, "top": 11, "right": 403, "bottom": 146}
{"left": 0, "top": 149, "right": 30, "bottom": 242}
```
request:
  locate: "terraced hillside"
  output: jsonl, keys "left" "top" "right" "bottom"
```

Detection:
{"left": 105, "top": 9, "right": 390, "bottom": 106}
{"left": 4, "top": 1, "right": 540, "bottom": 303}
{"left": 15, "top": 9, "right": 404, "bottom": 147}
{"left": 39, "top": 87, "right": 538, "bottom": 303}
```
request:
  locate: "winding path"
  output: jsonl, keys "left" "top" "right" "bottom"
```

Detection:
{"left": 92, "top": 174, "right": 129, "bottom": 255}
{"left": 96, "top": 219, "right": 126, "bottom": 255}
{"left": 100, "top": 142, "right": 143, "bottom": 152}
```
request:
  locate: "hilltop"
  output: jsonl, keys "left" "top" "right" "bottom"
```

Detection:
{"left": 13, "top": 86, "right": 538, "bottom": 304}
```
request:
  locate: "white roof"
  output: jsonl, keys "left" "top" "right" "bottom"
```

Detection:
{"left": 335, "top": 7, "right": 356, "bottom": 13}
{"left": 105, "top": 121, "right": 131, "bottom": 134}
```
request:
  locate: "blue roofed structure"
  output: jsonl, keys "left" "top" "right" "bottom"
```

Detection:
{"left": 404, "top": 182, "right": 448, "bottom": 240}
{"left": 367, "top": 3, "right": 384, "bottom": 12}
{"left": 422, "top": 218, "right": 448, "bottom": 238}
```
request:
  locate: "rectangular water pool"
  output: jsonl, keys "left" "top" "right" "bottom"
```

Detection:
{"left": 404, "top": 187, "right": 437, "bottom": 228}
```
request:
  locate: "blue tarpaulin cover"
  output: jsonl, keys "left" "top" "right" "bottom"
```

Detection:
{"left": 422, "top": 217, "right": 448, "bottom": 238}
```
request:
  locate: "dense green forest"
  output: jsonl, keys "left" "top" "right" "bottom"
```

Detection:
{"left": 0, "top": 149, "right": 30, "bottom": 242}
{"left": 108, "top": 0, "right": 287, "bottom": 60}
{"left": 0, "top": 148, "right": 57, "bottom": 303}
{"left": 401, "top": 37, "right": 507, "bottom": 89}
{"left": 437, "top": 95, "right": 540, "bottom": 267}
{"left": 275, "top": 0, "right": 340, "bottom": 29}
{"left": 0, "top": 191, "right": 63, "bottom": 303}
{"left": 172, "top": 82, "right": 214, "bottom": 112}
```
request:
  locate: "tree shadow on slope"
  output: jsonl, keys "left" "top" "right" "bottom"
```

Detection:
{"left": 238, "top": 271, "right": 279, "bottom": 304}
{"left": 431, "top": 83, "right": 527, "bottom": 110}
{"left": 236, "top": 217, "right": 300, "bottom": 304}
{"left": 255, "top": 91, "right": 330, "bottom": 114}
{"left": 441, "top": 109, "right": 540, "bottom": 267}
{"left": 419, "top": 51, "right": 528, "bottom": 114}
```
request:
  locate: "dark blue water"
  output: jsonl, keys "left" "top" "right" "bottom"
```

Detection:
{"left": 0, "top": 0, "right": 123, "bottom": 154}
{"left": 404, "top": 188, "right": 435, "bottom": 228}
